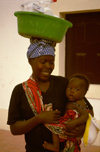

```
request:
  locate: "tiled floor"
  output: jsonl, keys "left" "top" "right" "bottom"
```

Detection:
{"left": 0, "top": 129, "right": 100, "bottom": 152}
{"left": 0, "top": 129, "right": 25, "bottom": 152}
{"left": 81, "top": 144, "right": 100, "bottom": 152}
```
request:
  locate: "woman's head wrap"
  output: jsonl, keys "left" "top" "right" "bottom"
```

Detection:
{"left": 27, "top": 38, "right": 56, "bottom": 59}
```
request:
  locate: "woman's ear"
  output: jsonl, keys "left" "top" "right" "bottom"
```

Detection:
{"left": 28, "top": 58, "right": 35, "bottom": 66}
{"left": 28, "top": 59, "right": 31, "bottom": 65}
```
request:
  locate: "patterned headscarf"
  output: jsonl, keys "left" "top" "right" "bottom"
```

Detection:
{"left": 27, "top": 38, "right": 56, "bottom": 59}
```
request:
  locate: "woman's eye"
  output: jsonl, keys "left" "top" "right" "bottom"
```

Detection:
{"left": 39, "top": 61, "right": 54, "bottom": 65}
{"left": 39, "top": 60, "right": 45, "bottom": 64}
{"left": 50, "top": 62, "right": 54, "bottom": 65}
{"left": 41, "top": 61, "right": 45, "bottom": 64}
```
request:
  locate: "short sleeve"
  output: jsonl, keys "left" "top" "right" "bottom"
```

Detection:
{"left": 7, "top": 84, "right": 23, "bottom": 125}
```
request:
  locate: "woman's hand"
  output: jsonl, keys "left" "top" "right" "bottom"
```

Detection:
{"left": 10, "top": 110, "right": 60, "bottom": 135}
{"left": 38, "top": 110, "right": 61, "bottom": 124}
{"left": 64, "top": 120, "right": 77, "bottom": 129}
{"left": 64, "top": 123, "right": 86, "bottom": 138}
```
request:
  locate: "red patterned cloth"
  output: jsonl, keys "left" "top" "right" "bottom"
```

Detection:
{"left": 22, "top": 77, "right": 44, "bottom": 115}
{"left": 45, "top": 108, "right": 81, "bottom": 152}
{"left": 45, "top": 109, "right": 79, "bottom": 138}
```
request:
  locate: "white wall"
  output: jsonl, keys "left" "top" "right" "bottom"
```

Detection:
{"left": 52, "top": 0, "right": 100, "bottom": 13}
{"left": 0, "top": 0, "right": 61, "bottom": 110}
{"left": 0, "top": 1, "right": 100, "bottom": 144}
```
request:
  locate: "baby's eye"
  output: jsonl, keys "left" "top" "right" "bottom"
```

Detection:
{"left": 75, "top": 88, "right": 80, "bottom": 91}
{"left": 67, "top": 87, "right": 71, "bottom": 90}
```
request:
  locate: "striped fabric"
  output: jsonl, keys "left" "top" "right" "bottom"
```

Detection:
{"left": 22, "top": 77, "right": 44, "bottom": 115}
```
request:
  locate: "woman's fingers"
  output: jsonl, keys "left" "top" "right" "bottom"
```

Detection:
{"left": 38, "top": 110, "right": 61, "bottom": 124}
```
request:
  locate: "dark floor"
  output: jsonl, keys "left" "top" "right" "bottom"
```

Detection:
{"left": 0, "top": 129, "right": 100, "bottom": 152}
{"left": 0, "top": 129, "right": 25, "bottom": 152}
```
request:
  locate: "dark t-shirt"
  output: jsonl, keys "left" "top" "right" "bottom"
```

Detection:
{"left": 7, "top": 75, "right": 68, "bottom": 152}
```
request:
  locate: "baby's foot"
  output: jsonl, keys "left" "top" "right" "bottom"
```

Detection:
{"left": 43, "top": 141, "right": 59, "bottom": 152}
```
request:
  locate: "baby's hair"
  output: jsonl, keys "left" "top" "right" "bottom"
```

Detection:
{"left": 68, "top": 73, "right": 90, "bottom": 92}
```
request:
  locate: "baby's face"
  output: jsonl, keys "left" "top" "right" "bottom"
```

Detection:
{"left": 66, "top": 78, "right": 86, "bottom": 102}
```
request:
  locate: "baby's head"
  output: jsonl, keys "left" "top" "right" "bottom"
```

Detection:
{"left": 66, "top": 74, "right": 89, "bottom": 102}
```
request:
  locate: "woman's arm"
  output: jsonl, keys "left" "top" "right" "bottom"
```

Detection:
{"left": 10, "top": 110, "right": 61, "bottom": 135}
{"left": 8, "top": 84, "right": 60, "bottom": 135}
{"left": 10, "top": 115, "right": 41, "bottom": 135}
{"left": 64, "top": 123, "right": 86, "bottom": 138}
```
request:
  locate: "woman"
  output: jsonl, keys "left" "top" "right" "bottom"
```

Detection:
{"left": 7, "top": 38, "right": 87, "bottom": 152}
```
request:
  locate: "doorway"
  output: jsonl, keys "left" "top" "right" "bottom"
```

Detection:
{"left": 65, "top": 12, "right": 100, "bottom": 84}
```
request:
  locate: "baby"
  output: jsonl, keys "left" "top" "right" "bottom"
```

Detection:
{"left": 43, "top": 73, "right": 93, "bottom": 152}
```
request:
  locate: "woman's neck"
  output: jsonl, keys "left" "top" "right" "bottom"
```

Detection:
{"left": 31, "top": 74, "right": 50, "bottom": 92}
{"left": 37, "top": 81, "right": 50, "bottom": 92}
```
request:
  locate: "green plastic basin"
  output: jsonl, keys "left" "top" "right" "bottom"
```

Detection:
{"left": 14, "top": 11, "right": 72, "bottom": 42}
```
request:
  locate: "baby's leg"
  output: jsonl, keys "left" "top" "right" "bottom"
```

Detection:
{"left": 63, "top": 139, "right": 81, "bottom": 152}
{"left": 43, "top": 133, "right": 59, "bottom": 152}
{"left": 63, "top": 140, "right": 74, "bottom": 152}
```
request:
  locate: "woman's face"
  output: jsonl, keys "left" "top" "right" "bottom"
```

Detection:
{"left": 29, "top": 55, "right": 55, "bottom": 82}
{"left": 66, "top": 78, "right": 86, "bottom": 102}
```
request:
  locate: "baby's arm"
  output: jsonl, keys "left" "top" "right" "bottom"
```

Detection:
{"left": 64, "top": 101, "right": 88, "bottom": 129}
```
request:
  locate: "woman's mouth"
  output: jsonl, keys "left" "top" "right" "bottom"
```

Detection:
{"left": 41, "top": 71, "right": 50, "bottom": 76}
